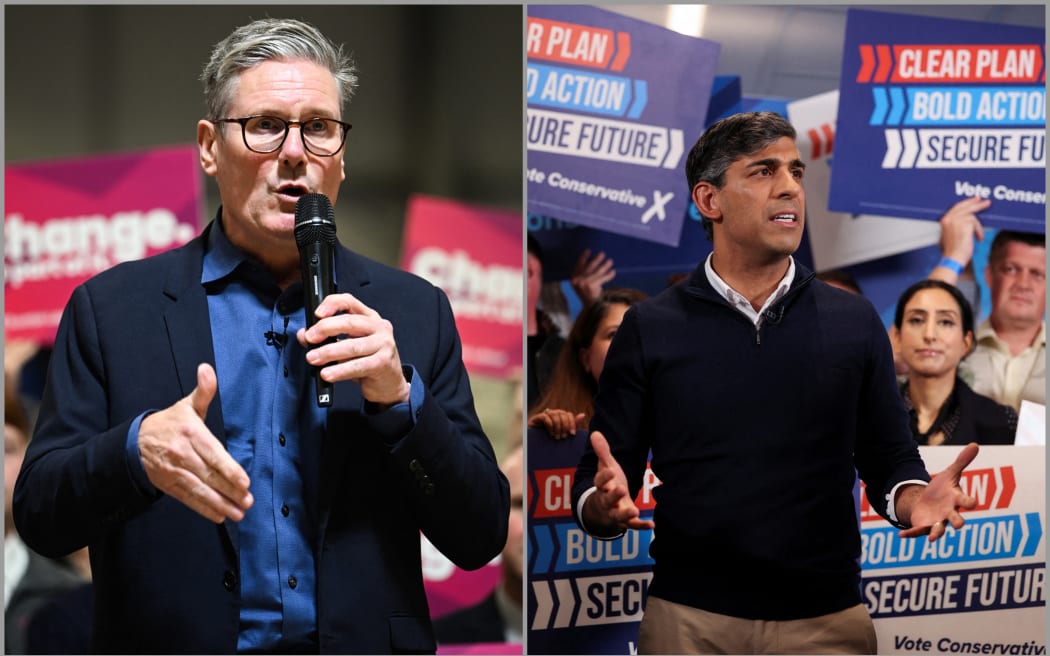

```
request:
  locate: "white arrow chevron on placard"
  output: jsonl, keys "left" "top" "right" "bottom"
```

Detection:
{"left": 663, "top": 128, "right": 684, "bottom": 169}
{"left": 882, "top": 129, "right": 902, "bottom": 169}
{"left": 531, "top": 580, "right": 554, "bottom": 631}
{"left": 900, "top": 129, "right": 920, "bottom": 168}
{"left": 553, "top": 578, "right": 576, "bottom": 629}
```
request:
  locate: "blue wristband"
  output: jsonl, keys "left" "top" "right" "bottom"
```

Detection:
{"left": 938, "top": 256, "right": 965, "bottom": 276}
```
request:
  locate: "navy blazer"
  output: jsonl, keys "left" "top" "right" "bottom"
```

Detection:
{"left": 14, "top": 221, "right": 510, "bottom": 654}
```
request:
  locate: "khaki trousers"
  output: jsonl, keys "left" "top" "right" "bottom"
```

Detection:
{"left": 637, "top": 596, "right": 877, "bottom": 655}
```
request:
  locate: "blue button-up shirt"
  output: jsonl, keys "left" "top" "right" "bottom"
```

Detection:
{"left": 202, "top": 220, "right": 322, "bottom": 652}
{"left": 125, "top": 218, "right": 425, "bottom": 651}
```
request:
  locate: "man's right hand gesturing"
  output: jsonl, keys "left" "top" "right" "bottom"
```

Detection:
{"left": 582, "top": 430, "right": 654, "bottom": 536}
{"left": 138, "top": 363, "right": 253, "bottom": 523}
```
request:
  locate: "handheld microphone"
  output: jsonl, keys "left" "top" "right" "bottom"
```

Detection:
{"left": 294, "top": 193, "right": 337, "bottom": 407}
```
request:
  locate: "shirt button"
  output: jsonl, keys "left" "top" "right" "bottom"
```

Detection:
{"left": 279, "top": 433, "right": 286, "bottom": 446}
{"left": 283, "top": 366, "right": 289, "bottom": 377}
{"left": 288, "top": 576, "right": 297, "bottom": 590}
{"left": 281, "top": 504, "right": 289, "bottom": 517}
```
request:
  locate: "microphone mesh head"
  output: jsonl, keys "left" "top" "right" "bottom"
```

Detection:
{"left": 294, "top": 193, "right": 337, "bottom": 246}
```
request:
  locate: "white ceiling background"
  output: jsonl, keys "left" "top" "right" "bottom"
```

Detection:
{"left": 606, "top": 4, "right": 1046, "bottom": 102}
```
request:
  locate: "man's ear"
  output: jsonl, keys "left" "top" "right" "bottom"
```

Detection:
{"left": 692, "top": 182, "right": 723, "bottom": 221}
{"left": 197, "top": 120, "right": 219, "bottom": 177}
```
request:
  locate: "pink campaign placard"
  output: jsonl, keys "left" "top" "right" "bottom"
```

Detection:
{"left": 400, "top": 194, "right": 523, "bottom": 380}
{"left": 422, "top": 533, "right": 502, "bottom": 620}
{"left": 5, "top": 145, "right": 203, "bottom": 344}
{"left": 438, "top": 642, "right": 522, "bottom": 655}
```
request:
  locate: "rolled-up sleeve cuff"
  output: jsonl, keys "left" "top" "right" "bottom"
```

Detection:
{"left": 365, "top": 364, "right": 423, "bottom": 445}
{"left": 126, "top": 411, "right": 159, "bottom": 497}
{"left": 576, "top": 486, "right": 626, "bottom": 540}
{"left": 886, "top": 479, "right": 929, "bottom": 528}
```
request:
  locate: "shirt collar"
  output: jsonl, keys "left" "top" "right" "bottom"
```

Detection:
{"left": 900, "top": 378, "right": 962, "bottom": 445}
{"left": 704, "top": 253, "right": 795, "bottom": 324}
{"left": 202, "top": 214, "right": 247, "bottom": 286}
{"left": 975, "top": 318, "right": 1047, "bottom": 349}
{"left": 203, "top": 213, "right": 305, "bottom": 313}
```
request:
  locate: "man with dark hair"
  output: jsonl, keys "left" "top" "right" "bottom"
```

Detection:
{"left": 930, "top": 203, "right": 1045, "bottom": 411}
{"left": 14, "top": 17, "right": 508, "bottom": 654}
{"left": 572, "top": 112, "right": 980, "bottom": 654}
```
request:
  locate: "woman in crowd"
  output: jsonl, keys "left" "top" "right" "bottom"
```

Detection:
{"left": 891, "top": 279, "right": 1017, "bottom": 445}
{"left": 528, "top": 287, "right": 647, "bottom": 439}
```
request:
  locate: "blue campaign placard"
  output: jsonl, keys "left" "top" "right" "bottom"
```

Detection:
{"left": 527, "top": 427, "right": 656, "bottom": 655}
{"left": 829, "top": 9, "right": 1045, "bottom": 233}
{"left": 527, "top": 5, "right": 720, "bottom": 248}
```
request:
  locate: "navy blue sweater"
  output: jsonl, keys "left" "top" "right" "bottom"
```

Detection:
{"left": 572, "top": 261, "right": 930, "bottom": 620}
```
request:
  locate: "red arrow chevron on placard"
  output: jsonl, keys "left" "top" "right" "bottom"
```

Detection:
{"left": 874, "top": 44, "right": 893, "bottom": 83}
{"left": 996, "top": 466, "right": 1016, "bottom": 508}
{"left": 807, "top": 123, "right": 835, "bottom": 160}
{"left": 821, "top": 123, "right": 834, "bottom": 156}
{"left": 610, "top": 32, "right": 631, "bottom": 71}
{"left": 857, "top": 44, "right": 876, "bottom": 83}
{"left": 807, "top": 129, "right": 822, "bottom": 160}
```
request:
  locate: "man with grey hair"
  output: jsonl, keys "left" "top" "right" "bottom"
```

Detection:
{"left": 571, "top": 112, "right": 981, "bottom": 654}
{"left": 14, "top": 17, "right": 509, "bottom": 654}
{"left": 928, "top": 199, "right": 1045, "bottom": 412}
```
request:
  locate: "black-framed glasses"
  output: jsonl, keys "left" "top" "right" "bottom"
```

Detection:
{"left": 212, "top": 115, "right": 352, "bottom": 156}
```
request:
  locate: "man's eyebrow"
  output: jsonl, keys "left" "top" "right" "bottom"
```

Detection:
{"left": 744, "top": 157, "right": 807, "bottom": 170}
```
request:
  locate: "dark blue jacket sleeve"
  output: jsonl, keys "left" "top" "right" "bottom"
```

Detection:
{"left": 853, "top": 302, "right": 931, "bottom": 524}
{"left": 378, "top": 284, "right": 510, "bottom": 570}
{"left": 14, "top": 283, "right": 162, "bottom": 558}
